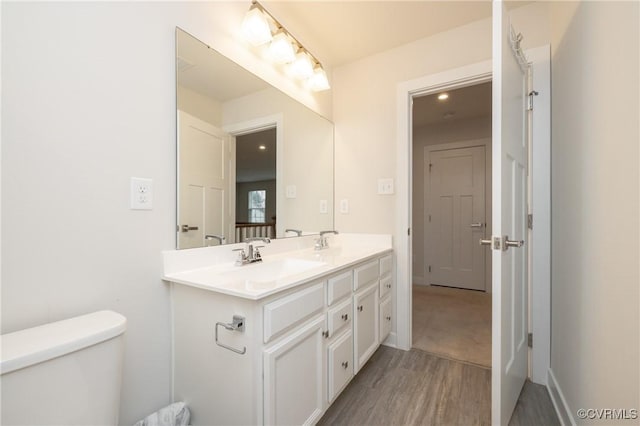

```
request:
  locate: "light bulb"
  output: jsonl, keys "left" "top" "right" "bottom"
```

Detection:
{"left": 438, "top": 93, "right": 449, "bottom": 101}
{"left": 242, "top": 7, "right": 272, "bottom": 46}
{"left": 308, "top": 66, "right": 330, "bottom": 91}
{"left": 269, "top": 31, "right": 295, "bottom": 64}
{"left": 290, "top": 51, "right": 314, "bottom": 80}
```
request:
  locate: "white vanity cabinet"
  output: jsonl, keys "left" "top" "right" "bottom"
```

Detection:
{"left": 169, "top": 250, "right": 393, "bottom": 426}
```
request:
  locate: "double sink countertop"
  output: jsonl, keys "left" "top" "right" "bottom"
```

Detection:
{"left": 162, "top": 233, "right": 392, "bottom": 300}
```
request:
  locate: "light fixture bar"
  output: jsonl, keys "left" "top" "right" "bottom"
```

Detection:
{"left": 249, "top": 0, "right": 325, "bottom": 71}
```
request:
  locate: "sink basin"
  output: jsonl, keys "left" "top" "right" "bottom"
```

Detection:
{"left": 214, "top": 258, "right": 327, "bottom": 291}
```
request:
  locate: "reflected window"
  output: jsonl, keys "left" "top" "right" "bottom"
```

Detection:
{"left": 248, "top": 190, "right": 266, "bottom": 223}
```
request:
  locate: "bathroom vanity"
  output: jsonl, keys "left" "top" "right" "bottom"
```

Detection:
{"left": 163, "top": 234, "right": 393, "bottom": 425}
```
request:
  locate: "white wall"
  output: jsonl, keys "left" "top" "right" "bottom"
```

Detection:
{"left": 177, "top": 85, "right": 222, "bottom": 127}
{"left": 412, "top": 116, "right": 491, "bottom": 286}
{"left": 1, "top": 2, "right": 330, "bottom": 424}
{"left": 549, "top": 1, "right": 639, "bottom": 420}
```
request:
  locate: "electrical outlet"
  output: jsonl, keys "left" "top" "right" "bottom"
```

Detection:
{"left": 286, "top": 185, "right": 297, "bottom": 199}
{"left": 319, "top": 199, "right": 328, "bottom": 214}
{"left": 131, "top": 177, "right": 153, "bottom": 210}
{"left": 377, "top": 178, "right": 394, "bottom": 195}
{"left": 339, "top": 199, "right": 349, "bottom": 214}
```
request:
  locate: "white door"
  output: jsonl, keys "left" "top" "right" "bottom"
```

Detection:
{"left": 263, "top": 316, "right": 325, "bottom": 426}
{"left": 427, "top": 146, "right": 486, "bottom": 290}
{"left": 177, "top": 110, "right": 232, "bottom": 249}
{"left": 353, "top": 283, "right": 379, "bottom": 373}
{"left": 491, "top": 2, "right": 529, "bottom": 424}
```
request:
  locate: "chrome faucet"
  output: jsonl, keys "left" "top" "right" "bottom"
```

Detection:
{"left": 234, "top": 237, "right": 271, "bottom": 266}
{"left": 315, "top": 230, "right": 339, "bottom": 250}
{"left": 205, "top": 234, "right": 225, "bottom": 245}
{"left": 285, "top": 228, "right": 303, "bottom": 236}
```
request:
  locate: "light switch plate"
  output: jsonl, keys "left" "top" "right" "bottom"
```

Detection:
{"left": 320, "top": 199, "right": 328, "bottom": 214}
{"left": 131, "top": 177, "right": 153, "bottom": 210}
{"left": 286, "top": 185, "right": 297, "bottom": 199}
{"left": 377, "top": 178, "right": 394, "bottom": 195}
{"left": 339, "top": 199, "right": 349, "bottom": 214}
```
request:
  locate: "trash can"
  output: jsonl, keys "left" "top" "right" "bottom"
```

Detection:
{"left": 133, "top": 402, "right": 191, "bottom": 426}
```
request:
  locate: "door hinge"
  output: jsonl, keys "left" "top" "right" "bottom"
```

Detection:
{"left": 527, "top": 90, "right": 539, "bottom": 111}
{"left": 408, "top": 227, "right": 411, "bottom": 236}
{"left": 528, "top": 333, "right": 533, "bottom": 348}
{"left": 429, "top": 163, "right": 433, "bottom": 172}
{"left": 428, "top": 214, "right": 431, "bottom": 223}
{"left": 527, "top": 214, "right": 533, "bottom": 230}
{"left": 428, "top": 265, "right": 431, "bottom": 273}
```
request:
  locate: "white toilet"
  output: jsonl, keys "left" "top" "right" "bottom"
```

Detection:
{"left": 0, "top": 310, "right": 127, "bottom": 425}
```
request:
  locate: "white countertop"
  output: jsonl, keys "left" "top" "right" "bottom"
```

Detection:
{"left": 162, "top": 234, "right": 392, "bottom": 300}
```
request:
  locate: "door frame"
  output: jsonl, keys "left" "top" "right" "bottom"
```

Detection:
{"left": 395, "top": 46, "right": 550, "bottom": 385}
{"left": 422, "top": 140, "right": 492, "bottom": 292}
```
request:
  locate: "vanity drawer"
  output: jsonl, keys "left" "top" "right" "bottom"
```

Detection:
{"left": 353, "top": 260, "right": 378, "bottom": 291}
{"left": 327, "top": 329, "right": 353, "bottom": 403}
{"left": 264, "top": 282, "right": 325, "bottom": 343}
{"left": 327, "top": 298, "right": 352, "bottom": 338}
{"left": 327, "top": 271, "right": 353, "bottom": 305}
{"left": 379, "top": 254, "right": 393, "bottom": 277}
{"left": 379, "top": 275, "right": 393, "bottom": 299}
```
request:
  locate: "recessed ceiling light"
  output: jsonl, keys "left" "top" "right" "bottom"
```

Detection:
{"left": 438, "top": 93, "right": 449, "bottom": 101}
{"left": 259, "top": 145, "right": 266, "bottom": 150}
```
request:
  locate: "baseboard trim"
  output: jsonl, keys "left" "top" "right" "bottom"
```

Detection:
{"left": 381, "top": 332, "right": 398, "bottom": 349}
{"left": 547, "top": 368, "right": 575, "bottom": 426}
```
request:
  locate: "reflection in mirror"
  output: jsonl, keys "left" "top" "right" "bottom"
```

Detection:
{"left": 176, "top": 28, "right": 334, "bottom": 249}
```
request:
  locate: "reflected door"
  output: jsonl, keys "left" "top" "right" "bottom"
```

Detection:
{"left": 177, "top": 110, "right": 232, "bottom": 249}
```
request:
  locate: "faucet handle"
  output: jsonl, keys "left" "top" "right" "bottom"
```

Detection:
{"left": 232, "top": 248, "right": 247, "bottom": 264}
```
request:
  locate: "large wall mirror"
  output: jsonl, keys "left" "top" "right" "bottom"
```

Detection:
{"left": 176, "top": 28, "right": 334, "bottom": 249}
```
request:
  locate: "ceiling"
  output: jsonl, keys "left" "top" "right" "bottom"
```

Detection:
{"left": 413, "top": 81, "right": 492, "bottom": 128}
{"left": 177, "top": 29, "right": 269, "bottom": 102}
{"left": 262, "top": 1, "right": 494, "bottom": 67}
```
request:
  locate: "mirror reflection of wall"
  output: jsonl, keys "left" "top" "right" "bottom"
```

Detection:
{"left": 175, "top": 28, "right": 334, "bottom": 249}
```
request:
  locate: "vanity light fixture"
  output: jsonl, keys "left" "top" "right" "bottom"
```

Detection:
{"left": 241, "top": 0, "right": 330, "bottom": 91}
{"left": 241, "top": 3, "right": 273, "bottom": 46}
{"left": 438, "top": 93, "right": 449, "bottom": 101}
{"left": 269, "top": 31, "right": 295, "bottom": 64}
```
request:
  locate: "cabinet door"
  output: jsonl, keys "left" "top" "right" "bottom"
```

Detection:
{"left": 327, "top": 329, "right": 353, "bottom": 403}
{"left": 264, "top": 316, "right": 325, "bottom": 426}
{"left": 379, "top": 296, "right": 392, "bottom": 342}
{"left": 353, "top": 283, "right": 379, "bottom": 373}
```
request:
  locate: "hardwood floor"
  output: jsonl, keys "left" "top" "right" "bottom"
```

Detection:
{"left": 318, "top": 346, "right": 559, "bottom": 426}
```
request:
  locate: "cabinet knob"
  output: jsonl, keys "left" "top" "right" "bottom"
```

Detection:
{"left": 386, "top": 316, "right": 391, "bottom": 321}
{"left": 341, "top": 361, "right": 349, "bottom": 369}
{"left": 322, "top": 330, "right": 329, "bottom": 338}
{"left": 358, "top": 305, "right": 363, "bottom": 312}
{"left": 386, "top": 283, "right": 391, "bottom": 289}
{"left": 341, "top": 313, "right": 349, "bottom": 321}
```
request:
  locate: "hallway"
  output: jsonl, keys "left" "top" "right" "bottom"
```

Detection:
{"left": 412, "top": 285, "right": 492, "bottom": 367}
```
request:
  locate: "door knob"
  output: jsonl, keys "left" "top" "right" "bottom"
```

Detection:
{"left": 504, "top": 237, "right": 525, "bottom": 248}
{"left": 181, "top": 224, "right": 199, "bottom": 232}
{"left": 480, "top": 239, "right": 492, "bottom": 246}
{"left": 470, "top": 222, "right": 484, "bottom": 228}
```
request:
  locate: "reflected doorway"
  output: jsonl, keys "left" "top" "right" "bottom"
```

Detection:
{"left": 235, "top": 128, "right": 277, "bottom": 242}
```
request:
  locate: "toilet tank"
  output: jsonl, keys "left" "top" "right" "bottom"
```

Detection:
{"left": 0, "top": 310, "right": 127, "bottom": 426}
